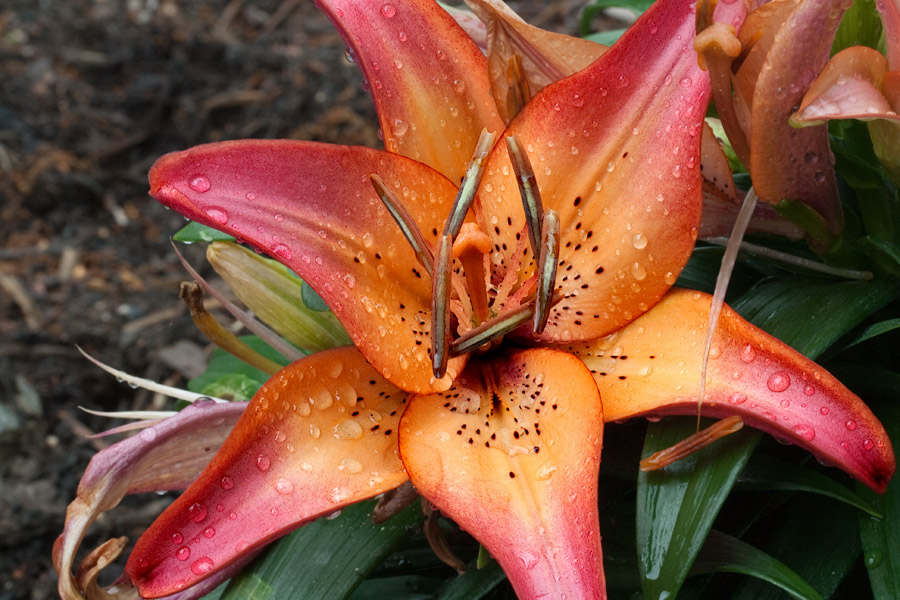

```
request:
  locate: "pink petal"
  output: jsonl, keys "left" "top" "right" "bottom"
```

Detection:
{"left": 565, "top": 289, "right": 895, "bottom": 492}
{"left": 150, "top": 140, "right": 465, "bottom": 394}
{"left": 318, "top": 0, "right": 505, "bottom": 183}
{"left": 54, "top": 401, "right": 246, "bottom": 600}
{"left": 476, "top": 0, "right": 708, "bottom": 342}
{"left": 127, "top": 348, "right": 410, "bottom": 597}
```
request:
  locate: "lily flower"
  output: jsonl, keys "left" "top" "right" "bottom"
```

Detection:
{"left": 58, "top": 0, "right": 893, "bottom": 598}
{"left": 695, "top": 0, "right": 851, "bottom": 242}
{"left": 792, "top": 0, "right": 900, "bottom": 183}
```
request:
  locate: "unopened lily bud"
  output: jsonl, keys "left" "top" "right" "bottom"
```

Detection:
{"left": 206, "top": 241, "right": 351, "bottom": 353}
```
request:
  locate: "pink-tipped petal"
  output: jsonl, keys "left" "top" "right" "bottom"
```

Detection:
{"left": 476, "top": 0, "right": 708, "bottom": 342}
{"left": 877, "top": 0, "right": 900, "bottom": 70}
{"left": 465, "top": 0, "right": 607, "bottom": 123}
{"left": 127, "top": 348, "right": 410, "bottom": 597}
{"left": 317, "top": 0, "right": 504, "bottom": 183}
{"left": 150, "top": 140, "right": 464, "bottom": 394}
{"left": 565, "top": 289, "right": 895, "bottom": 492}
{"left": 54, "top": 401, "right": 246, "bottom": 600}
{"left": 400, "top": 348, "right": 605, "bottom": 600}
{"left": 793, "top": 46, "right": 897, "bottom": 124}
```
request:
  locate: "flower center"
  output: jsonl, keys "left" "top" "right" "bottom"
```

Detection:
{"left": 371, "top": 130, "right": 561, "bottom": 379}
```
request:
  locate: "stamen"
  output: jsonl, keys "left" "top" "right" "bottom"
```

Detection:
{"left": 180, "top": 282, "right": 283, "bottom": 375}
{"left": 432, "top": 234, "right": 453, "bottom": 379}
{"left": 506, "top": 135, "right": 544, "bottom": 257}
{"left": 533, "top": 210, "right": 560, "bottom": 334}
{"left": 451, "top": 302, "right": 534, "bottom": 356}
{"left": 443, "top": 129, "right": 497, "bottom": 239}
{"left": 370, "top": 174, "right": 435, "bottom": 277}
{"left": 640, "top": 416, "right": 744, "bottom": 471}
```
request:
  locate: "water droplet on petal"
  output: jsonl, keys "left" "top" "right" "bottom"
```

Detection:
{"left": 172, "top": 532, "right": 184, "bottom": 545}
{"left": 256, "top": 454, "right": 271, "bottom": 472}
{"left": 176, "top": 546, "right": 191, "bottom": 561}
{"left": 631, "top": 233, "right": 648, "bottom": 249}
{"left": 334, "top": 419, "right": 364, "bottom": 440}
{"left": 845, "top": 419, "right": 857, "bottom": 431}
{"left": 188, "top": 502, "right": 207, "bottom": 522}
{"left": 220, "top": 476, "right": 234, "bottom": 490}
{"left": 275, "top": 478, "right": 294, "bottom": 495}
{"left": 380, "top": 3, "right": 396, "bottom": 17}
{"left": 189, "top": 175, "right": 211, "bottom": 193}
{"left": 740, "top": 344, "right": 756, "bottom": 363}
{"left": 791, "top": 424, "right": 815, "bottom": 441}
{"left": 190, "top": 557, "right": 215, "bottom": 576}
{"left": 728, "top": 393, "right": 747, "bottom": 405}
{"left": 272, "top": 244, "right": 292, "bottom": 260}
{"left": 203, "top": 527, "right": 216, "bottom": 539}
{"left": 205, "top": 207, "right": 228, "bottom": 224}
{"left": 338, "top": 458, "right": 363, "bottom": 473}
{"left": 767, "top": 371, "right": 790, "bottom": 392}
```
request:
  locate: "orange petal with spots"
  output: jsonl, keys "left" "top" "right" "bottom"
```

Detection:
{"left": 150, "top": 140, "right": 464, "bottom": 394}
{"left": 566, "top": 289, "right": 895, "bottom": 492}
{"left": 465, "top": 0, "right": 607, "bottom": 123}
{"left": 475, "top": 0, "right": 707, "bottom": 343}
{"left": 318, "top": 0, "right": 505, "bottom": 183}
{"left": 126, "top": 348, "right": 410, "bottom": 597}
{"left": 399, "top": 348, "right": 606, "bottom": 600}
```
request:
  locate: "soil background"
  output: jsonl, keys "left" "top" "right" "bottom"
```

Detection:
{"left": 0, "top": 1, "right": 622, "bottom": 598}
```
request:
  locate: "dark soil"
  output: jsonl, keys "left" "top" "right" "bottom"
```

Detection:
{"left": 0, "top": 1, "right": 612, "bottom": 598}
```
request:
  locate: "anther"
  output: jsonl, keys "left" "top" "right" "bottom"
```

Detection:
{"left": 639, "top": 416, "right": 744, "bottom": 471}
{"left": 431, "top": 233, "right": 453, "bottom": 379}
{"left": 506, "top": 135, "right": 544, "bottom": 258}
{"left": 370, "top": 174, "right": 434, "bottom": 277}
{"left": 533, "top": 210, "right": 560, "bottom": 334}
{"left": 443, "top": 129, "right": 497, "bottom": 239}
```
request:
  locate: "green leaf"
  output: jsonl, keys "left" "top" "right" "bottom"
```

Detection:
{"left": 841, "top": 318, "right": 900, "bottom": 350}
{"left": 580, "top": 0, "right": 651, "bottom": 35}
{"left": 188, "top": 336, "right": 292, "bottom": 402}
{"left": 174, "top": 221, "right": 236, "bottom": 243}
{"left": 737, "top": 454, "right": 881, "bottom": 517}
{"left": 222, "top": 500, "right": 423, "bottom": 600}
{"left": 727, "top": 495, "right": 862, "bottom": 600}
{"left": 733, "top": 277, "right": 900, "bottom": 359}
{"left": 691, "top": 530, "right": 823, "bottom": 600}
{"left": 636, "top": 419, "right": 761, "bottom": 600}
{"left": 858, "top": 402, "right": 900, "bottom": 600}
{"left": 584, "top": 29, "right": 626, "bottom": 46}
{"left": 437, "top": 559, "right": 506, "bottom": 600}
{"left": 348, "top": 575, "right": 444, "bottom": 599}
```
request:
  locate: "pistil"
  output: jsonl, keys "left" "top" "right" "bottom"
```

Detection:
{"left": 453, "top": 223, "right": 492, "bottom": 323}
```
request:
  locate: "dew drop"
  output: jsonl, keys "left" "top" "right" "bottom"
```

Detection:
{"left": 334, "top": 419, "right": 364, "bottom": 440}
{"left": 272, "top": 244, "right": 292, "bottom": 260}
{"left": 188, "top": 502, "right": 207, "bottom": 523}
{"left": 631, "top": 233, "right": 648, "bottom": 249}
{"left": 188, "top": 175, "right": 211, "bottom": 193}
{"left": 203, "top": 527, "right": 216, "bottom": 539}
{"left": 767, "top": 371, "right": 790, "bottom": 392}
{"left": 338, "top": 458, "right": 364, "bottom": 473}
{"left": 728, "top": 393, "right": 747, "bottom": 405}
{"left": 309, "top": 424, "right": 321, "bottom": 439}
{"left": 630, "top": 262, "right": 647, "bottom": 281}
{"left": 172, "top": 532, "right": 184, "bottom": 545}
{"left": 791, "top": 423, "right": 816, "bottom": 441}
{"left": 572, "top": 93, "right": 584, "bottom": 107}
{"left": 663, "top": 271, "right": 677, "bottom": 285}
{"left": 275, "top": 478, "right": 294, "bottom": 495}
{"left": 312, "top": 388, "right": 334, "bottom": 410}
{"left": 190, "top": 557, "right": 215, "bottom": 576}
{"left": 845, "top": 419, "right": 857, "bottom": 431}
{"left": 819, "top": 407, "right": 830, "bottom": 415}
{"left": 865, "top": 549, "right": 883, "bottom": 569}
{"left": 391, "top": 118, "right": 408, "bottom": 137}
{"left": 205, "top": 207, "right": 229, "bottom": 224}
{"left": 175, "top": 546, "right": 191, "bottom": 561}
{"left": 803, "top": 384, "right": 815, "bottom": 396}
{"left": 740, "top": 344, "right": 757, "bottom": 363}
{"left": 220, "top": 476, "right": 234, "bottom": 490}
{"left": 380, "top": 3, "right": 396, "bottom": 18}
{"left": 139, "top": 427, "right": 157, "bottom": 442}
{"left": 679, "top": 77, "right": 692, "bottom": 87}
{"left": 256, "top": 454, "right": 271, "bottom": 472}
{"left": 864, "top": 439, "right": 875, "bottom": 450}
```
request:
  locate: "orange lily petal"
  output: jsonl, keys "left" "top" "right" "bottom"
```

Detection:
{"left": 878, "top": 0, "right": 900, "bottom": 70}
{"left": 476, "top": 0, "right": 707, "bottom": 342}
{"left": 793, "top": 47, "right": 897, "bottom": 124}
{"left": 741, "top": 0, "right": 846, "bottom": 235}
{"left": 399, "top": 348, "right": 605, "bottom": 599}
{"left": 465, "top": 0, "right": 607, "bottom": 123}
{"left": 565, "top": 289, "right": 895, "bottom": 492}
{"left": 318, "top": 0, "right": 505, "bottom": 183}
{"left": 150, "top": 140, "right": 464, "bottom": 393}
{"left": 127, "top": 347, "right": 410, "bottom": 597}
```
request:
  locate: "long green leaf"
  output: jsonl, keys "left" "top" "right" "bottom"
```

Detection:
{"left": 692, "top": 530, "right": 823, "bottom": 600}
{"left": 858, "top": 402, "right": 900, "bottom": 600}
{"left": 637, "top": 421, "right": 760, "bottom": 600}
{"left": 436, "top": 559, "right": 506, "bottom": 600}
{"left": 221, "top": 500, "right": 422, "bottom": 600}
{"left": 728, "top": 494, "right": 862, "bottom": 599}
{"left": 737, "top": 454, "right": 881, "bottom": 517}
